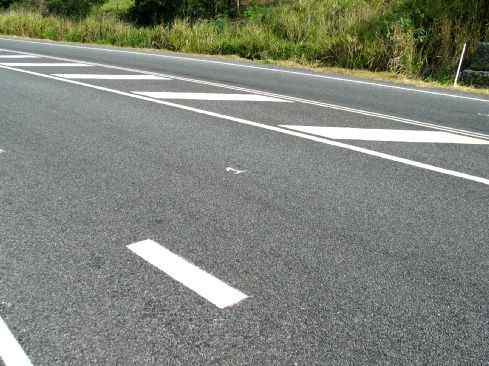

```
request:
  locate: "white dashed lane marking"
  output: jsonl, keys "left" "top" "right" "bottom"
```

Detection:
{"left": 127, "top": 240, "right": 248, "bottom": 309}
{"left": 0, "top": 316, "right": 33, "bottom": 366}
{"left": 279, "top": 126, "right": 489, "bottom": 145}
{"left": 52, "top": 74, "right": 171, "bottom": 80}
{"left": 0, "top": 63, "right": 90, "bottom": 67}
{"left": 131, "top": 92, "right": 289, "bottom": 102}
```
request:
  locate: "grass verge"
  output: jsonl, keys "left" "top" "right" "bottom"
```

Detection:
{"left": 0, "top": 0, "right": 487, "bottom": 92}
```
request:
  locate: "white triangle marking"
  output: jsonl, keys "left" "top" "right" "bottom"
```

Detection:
{"left": 279, "top": 126, "right": 489, "bottom": 144}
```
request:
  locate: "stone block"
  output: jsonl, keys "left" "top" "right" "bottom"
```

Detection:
{"left": 461, "top": 69, "right": 489, "bottom": 88}
{"left": 469, "top": 42, "right": 489, "bottom": 71}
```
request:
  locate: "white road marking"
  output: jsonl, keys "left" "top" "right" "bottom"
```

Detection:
{"left": 1, "top": 37, "right": 488, "bottom": 104}
{"left": 132, "top": 92, "right": 288, "bottom": 102}
{"left": 0, "top": 316, "right": 33, "bottom": 366}
{"left": 226, "top": 167, "right": 247, "bottom": 174}
{"left": 52, "top": 73, "right": 170, "bottom": 80}
{"left": 0, "top": 55, "right": 39, "bottom": 59}
{"left": 0, "top": 48, "right": 487, "bottom": 141}
{"left": 127, "top": 240, "right": 248, "bottom": 309}
{"left": 0, "top": 62, "right": 90, "bottom": 67}
{"left": 1, "top": 63, "right": 488, "bottom": 185}
{"left": 279, "top": 126, "right": 489, "bottom": 144}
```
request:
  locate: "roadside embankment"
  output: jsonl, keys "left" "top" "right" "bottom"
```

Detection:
{"left": 0, "top": 0, "right": 488, "bottom": 84}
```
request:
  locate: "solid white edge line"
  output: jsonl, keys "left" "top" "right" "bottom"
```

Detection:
{"left": 0, "top": 47, "right": 488, "bottom": 140}
{"left": 127, "top": 240, "right": 248, "bottom": 309}
{"left": 0, "top": 316, "right": 33, "bottom": 366}
{"left": 1, "top": 63, "right": 488, "bottom": 186}
{"left": 1, "top": 37, "right": 489, "bottom": 104}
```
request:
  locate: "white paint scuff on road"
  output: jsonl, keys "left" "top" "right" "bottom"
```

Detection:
{"left": 52, "top": 74, "right": 171, "bottom": 80}
{"left": 279, "top": 126, "right": 489, "bottom": 144}
{"left": 0, "top": 62, "right": 90, "bottom": 67}
{"left": 0, "top": 316, "right": 33, "bottom": 366}
{"left": 1, "top": 63, "right": 488, "bottom": 186}
{"left": 132, "top": 92, "right": 288, "bottom": 102}
{"left": 127, "top": 240, "right": 248, "bottom": 309}
{"left": 226, "top": 167, "right": 247, "bottom": 174}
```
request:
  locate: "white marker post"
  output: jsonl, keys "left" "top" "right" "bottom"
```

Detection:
{"left": 454, "top": 43, "right": 467, "bottom": 87}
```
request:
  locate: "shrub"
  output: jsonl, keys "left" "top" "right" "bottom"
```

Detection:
{"left": 0, "top": 0, "right": 14, "bottom": 8}
{"left": 128, "top": 0, "right": 182, "bottom": 25}
{"left": 44, "top": 0, "right": 107, "bottom": 17}
{"left": 4, "top": 0, "right": 107, "bottom": 17}
{"left": 128, "top": 0, "right": 237, "bottom": 25}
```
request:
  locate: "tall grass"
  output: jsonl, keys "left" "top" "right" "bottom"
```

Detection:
{"left": 0, "top": 0, "right": 487, "bottom": 81}
{"left": 100, "top": 0, "right": 133, "bottom": 12}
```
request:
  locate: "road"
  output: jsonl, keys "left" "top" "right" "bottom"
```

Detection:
{"left": 0, "top": 37, "right": 488, "bottom": 365}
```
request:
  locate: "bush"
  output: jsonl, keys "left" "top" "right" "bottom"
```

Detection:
{"left": 184, "top": 0, "right": 238, "bottom": 19}
{"left": 44, "top": 0, "right": 107, "bottom": 17}
{"left": 4, "top": 0, "right": 107, "bottom": 17}
{"left": 128, "top": 0, "right": 182, "bottom": 25}
{"left": 393, "top": 0, "right": 489, "bottom": 77}
{"left": 128, "top": 0, "right": 238, "bottom": 25}
{"left": 0, "top": 0, "right": 14, "bottom": 8}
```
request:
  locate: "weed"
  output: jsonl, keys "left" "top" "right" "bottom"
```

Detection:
{"left": 1, "top": 0, "right": 487, "bottom": 81}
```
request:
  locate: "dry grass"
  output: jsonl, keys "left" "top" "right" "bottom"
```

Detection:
{"left": 0, "top": 0, "right": 487, "bottom": 83}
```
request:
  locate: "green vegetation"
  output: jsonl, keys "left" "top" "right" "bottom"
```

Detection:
{"left": 0, "top": 0, "right": 488, "bottom": 82}
{"left": 5, "top": 0, "right": 106, "bottom": 17}
{"left": 100, "top": 0, "right": 133, "bottom": 12}
{"left": 0, "top": 0, "right": 13, "bottom": 8}
{"left": 126, "top": 0, "right": 242, "bottom": 25}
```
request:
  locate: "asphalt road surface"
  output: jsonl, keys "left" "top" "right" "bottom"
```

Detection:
{"left": 0, "top": 37, "right": 488, "bottom": 365}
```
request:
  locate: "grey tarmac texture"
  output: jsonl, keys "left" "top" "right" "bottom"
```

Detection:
{"left": 0, "top": 38, "right": 488, "bottom": 366}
